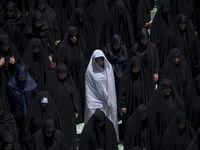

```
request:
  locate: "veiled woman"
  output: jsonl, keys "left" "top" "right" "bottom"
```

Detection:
{"left": 185, "top": 74, "right": 200, "bottom": 132}
{"left": 147, "top": 79, "right": 185, "bottom": 139}
{"left": 160, "top": 48, "right": 193, "bottom": 101}
{"left": 85, "top": 49, "right": 119, "bottom": 141}
{"left": 124, "top": 104, "right": 160, "bottom": 150}
{"left": 44, "top": 63, "right": 80, "bottom": 150}
{"left": 162, "top": 111, "right": 195, "bottom": 150}
{"left": 58, "top": 26, "right": 86, "bottom": 123}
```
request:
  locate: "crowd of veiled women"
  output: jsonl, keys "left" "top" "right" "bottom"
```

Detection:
{"left": 0, "top": 0, "right": 200, "bottom": 150}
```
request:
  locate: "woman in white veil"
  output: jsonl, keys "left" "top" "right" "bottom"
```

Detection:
{"left": 84, "top": 49, "right": 119, "bottom": 141}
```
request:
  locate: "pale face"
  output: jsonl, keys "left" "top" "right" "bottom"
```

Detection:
{"left": 95, "top": 57, "right": 104, "bottom": 68}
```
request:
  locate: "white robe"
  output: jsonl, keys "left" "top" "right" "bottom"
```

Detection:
{"left": 84, "top": 49, "right": 119, "bottom": 141}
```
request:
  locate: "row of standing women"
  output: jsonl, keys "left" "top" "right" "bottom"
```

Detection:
{"left": 0, "top": 0, "right": 200, "bottom": 149}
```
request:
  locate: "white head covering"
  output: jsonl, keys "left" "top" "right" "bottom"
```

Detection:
{"left": 41, "top": 97, "right": 48, "bottom": 103}
{"left": 85, "top": 49, "right": 119, "bottom": 140}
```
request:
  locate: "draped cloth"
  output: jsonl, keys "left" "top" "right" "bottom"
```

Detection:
{"left": 162, "top": 111, "right": 195, "bottom": 150}
{"left": 85, "top": 49, "right": 119, "bottom": 141}
{"left": 124, "top": 104, "right": 161, "bottom": 150}
{"left": 80, "top": 109, "right": 118, "bottom": 150}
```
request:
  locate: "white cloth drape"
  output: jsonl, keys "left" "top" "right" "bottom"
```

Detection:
{"left": 84, "top": 49, "right": 119, "bottom": 141}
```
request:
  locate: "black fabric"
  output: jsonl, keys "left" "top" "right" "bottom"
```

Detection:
{"left": 23, "top": 91, "right": 62, "bottom": 148}
{"left": 170, "top": 0, "right": 193, "bottom": 18}
{"left": 185, "top": 74, "right": 200, "bottom": 132}
{"left": 79, "top": 109, "right": 118, "bottom": 150}
{"left": 0, "top": 1, "right": 25, "bottom": 51}
{"left": 191, "top": 0, "right": 200, "bottom": 40}
{"left": 150, "top": 0, "right": 175, "bottom": 66}
{"left": 0, "top": 101, "right": 20, "bottom": 150}
{"left": 0, "top": 35, "right": 22, "bottom": 109}
{"left": 57, "top": 26, "right": 86, "bottom": 123}
{"left": 0, "top": 131, "right": 21, "bottom": 150}
{"left": 104, "top": 34, "right": 129, "bottom": 79}
{"left": 31, "top": 119, "right": 66, "bottom": 150}
{"left": 22, "top": 10, "right": 54, "bottom": 57}
{"left": 124, "top": 104, "right": 160, "bottom": 150}
{"left": 22, "top": 38, "right": 51, "bottom": 93}
{"left": 44, "top": 63, "right": 80, "bottom": 149}
{"left": 118, "top": 57, "right": 148, "bottom": 123}
{"left": 104, "top": 34, "right": 129, "bottom": 117}
{"left": 124, "top": 0, "right": 151, "bottom": 39}
{"left": 168, "top": 14, "right": 200, "bottom": 78}
{"left": 160, "top": 48, "right": 193, "bottom": 101}
{"left": 101, "top": 0, "right": 135, "bottom": 51}
{"left": 44, "top": 0, "right": 67, "bottom": 39}
{"left": 84, "top": 0, "right": 109, "bottom": 49}
{"left": 131, "top": 28, "right": 160, "bottom": 99}
{"left": 131, "top": 146, "right": 142, "bottom": 150}
{"left": 0, "top": 0, "right": 26, "bottom": 15}
{"left": 35, "top": 0, "right": 60, "bottom": 42}
{"left": 162, "top": 111, "right": 195, "bottom": 150}
{"left": 147, "top": 79, "right": 185, "bottom": 139}
{"left": 66, "top": 7, "right": 95, "bottom": 59}
{"left": 187, "top": 128, "right": 200, "bottom": 150}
